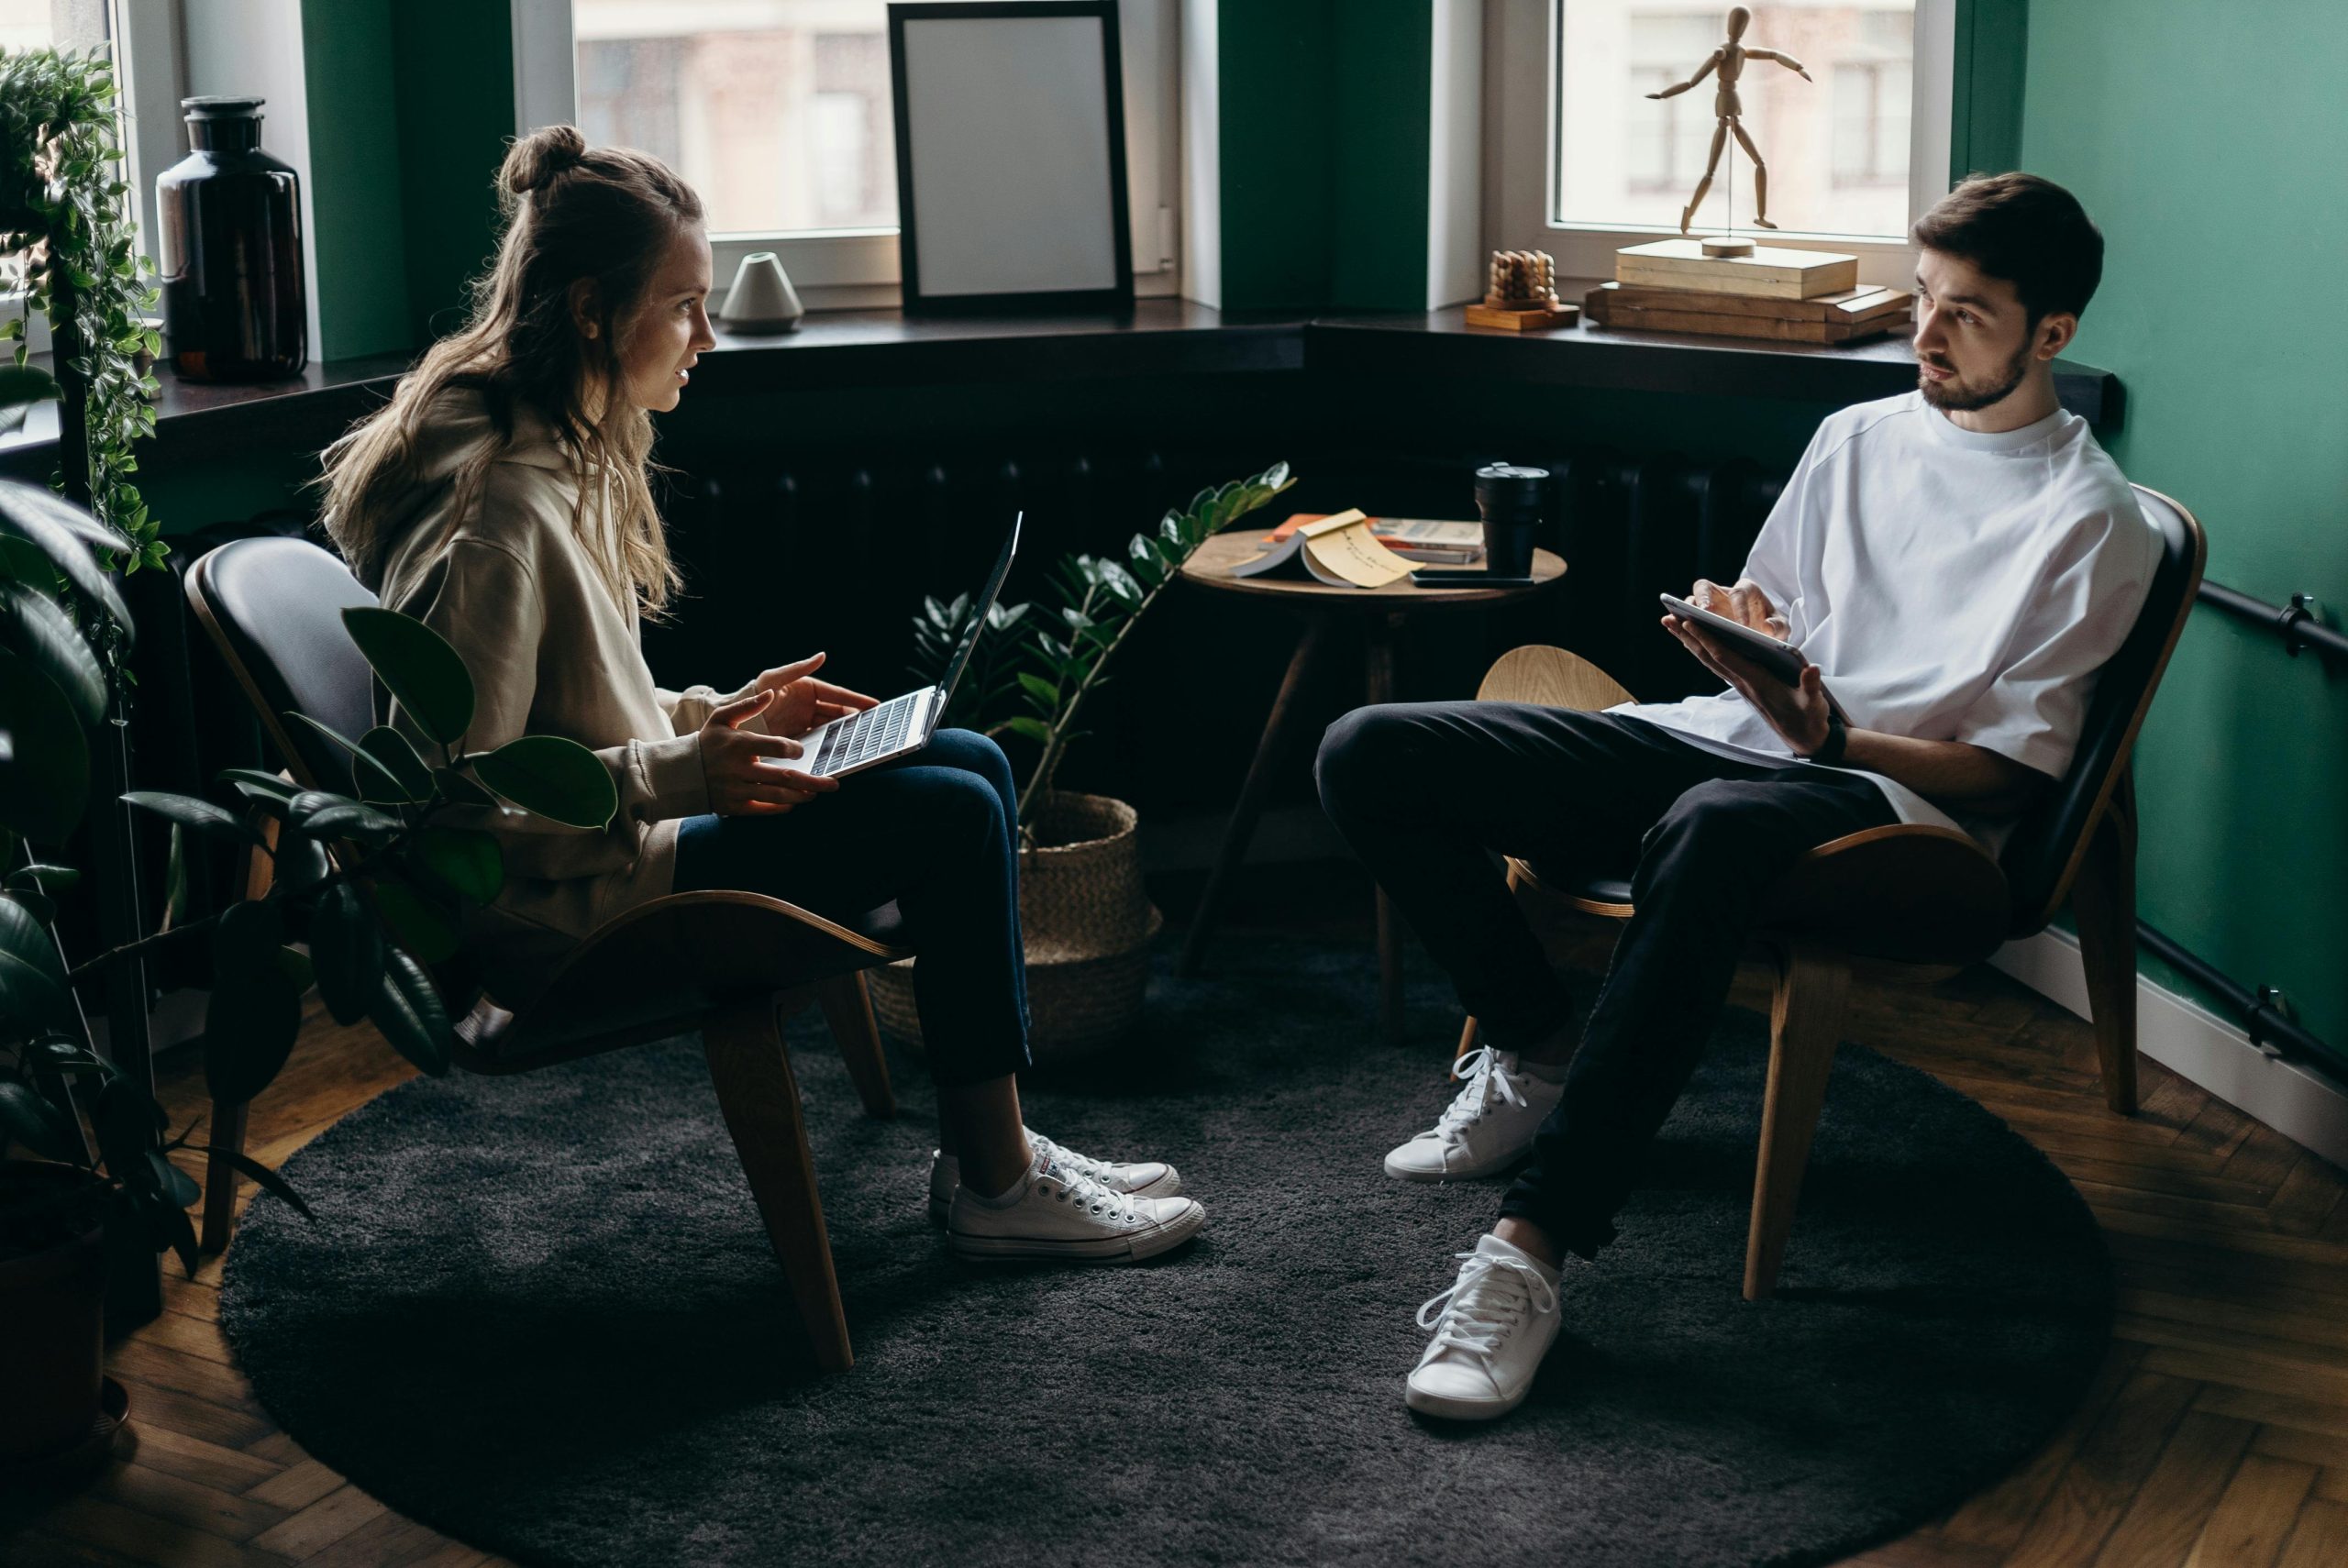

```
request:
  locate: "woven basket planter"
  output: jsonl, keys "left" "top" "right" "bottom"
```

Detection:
{"left": 870, "top": 790, "right": 1160, "bottom": 1063}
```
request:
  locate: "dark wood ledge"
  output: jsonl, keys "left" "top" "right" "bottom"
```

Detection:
{"left": 0, "top": 296, "right": 2120, "bottom": 476}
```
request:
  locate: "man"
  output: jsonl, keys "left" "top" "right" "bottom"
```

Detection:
{"left": 1315, "top": 173, "right": 2159, "bottom": 1421}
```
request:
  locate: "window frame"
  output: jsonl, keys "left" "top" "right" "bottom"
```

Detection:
{"left": 1485, "top": 0, "right": 1956, "bottom": 293}
{"left": 514, "top": 0, "right": 1182, "bottom": 310}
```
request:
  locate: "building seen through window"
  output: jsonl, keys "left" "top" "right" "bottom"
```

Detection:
{"left": 1557, "top": 0, "right": 1917, "bottom": 240}
{"left": 574, "top": 0, "right": 897, "bottom": 237}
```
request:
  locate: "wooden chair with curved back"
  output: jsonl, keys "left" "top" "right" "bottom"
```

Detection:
{"left": 1456, "top": 484, "right": 2206, "bottom": 1300}
{"left": 184, "top": 536, "right": 908, "bottom": 1373}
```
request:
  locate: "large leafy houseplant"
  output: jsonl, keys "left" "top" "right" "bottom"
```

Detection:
{"left": 0, "top": 477, "right": 613, "bottom": 1342}
{"left": 913, "top": 461, "right": 1295, "bottom": 826}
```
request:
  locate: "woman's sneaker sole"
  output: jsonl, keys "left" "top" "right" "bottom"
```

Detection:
{"left": 947, "top": 1199, "right": 1207, "bottom": 1263}
{"left": 1402, "top": 1382, "right": 1532, "bottom": 1421}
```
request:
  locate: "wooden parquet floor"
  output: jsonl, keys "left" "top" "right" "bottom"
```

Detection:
{"left": 7, "top": 929, "right": 2348, "bottom": 1568}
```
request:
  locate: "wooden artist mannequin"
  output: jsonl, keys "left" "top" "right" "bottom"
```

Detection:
{"left": 1646, "top": 6, "right": 1811, "bottom": 237}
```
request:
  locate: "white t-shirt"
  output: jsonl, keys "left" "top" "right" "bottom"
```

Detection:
{"left": 1611, "top": 391, "right": 2161, "bottom": 856}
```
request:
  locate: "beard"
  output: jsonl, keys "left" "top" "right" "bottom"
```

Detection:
{"left": 1919, "top": 338, "right": 2033, "bottom": 412}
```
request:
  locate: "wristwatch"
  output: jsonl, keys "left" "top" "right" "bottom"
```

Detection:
{"left": 1808, "top": 709, "right": 1848, "bottom": 767}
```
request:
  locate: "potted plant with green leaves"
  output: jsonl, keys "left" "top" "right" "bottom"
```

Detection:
{"left": 0, "top": 477, "right": 615, "bottom": 1472}
{"left": 873, "top": 462, "right": 1294, "bottom": 1058}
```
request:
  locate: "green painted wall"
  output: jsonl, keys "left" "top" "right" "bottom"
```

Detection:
{"left": 388, "top": 0, "right": 516, "bottom": 345}
{"left": 1217, "top": 0, "right": 1432, "bottom": 313}
{"left": 284, "top": 0, "right": 515, "bottom": 359}
{"left": 300, "top": 0, "right": 410, "bottom": 359}
{"left": 2021, "top": 0, "right": 2348, "bottom": 1065}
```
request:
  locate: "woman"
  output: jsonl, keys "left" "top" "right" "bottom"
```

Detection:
{"left": 320, "top": 125, "right": 1203, "bottom": 1263}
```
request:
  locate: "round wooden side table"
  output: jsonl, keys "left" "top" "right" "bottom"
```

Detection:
{"left": 1176, "top": 532, "right": 1567, "bottom": 1042}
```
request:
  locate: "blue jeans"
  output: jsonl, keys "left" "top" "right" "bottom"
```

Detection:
{"left": 673, "top": 728, "right": 1030, "bottom": 1086}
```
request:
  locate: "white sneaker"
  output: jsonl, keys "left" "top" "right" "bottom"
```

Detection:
{"left": 947, "top": 1148, "right": 1207, "bottom": 1263}
{"left": 928, "top": 1130, "right": 1182, "bottom": 1224}
{"left": 1404, "top": 1235, "right": 1564, "bottom": 1420}
{"left": 1383, "top": 1046, "right": 1563, "bottom": 1182}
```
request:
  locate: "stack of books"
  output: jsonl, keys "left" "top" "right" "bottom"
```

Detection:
{"left": 1583, "top": 238, "right": 1911, "bottom": 346}
{"left": 1263, "top": 513, "right": 1484, "bottom": 565}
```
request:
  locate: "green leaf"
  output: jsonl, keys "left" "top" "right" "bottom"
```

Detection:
{"left": 0, "top": 647, "right": 90, "bottom": 842}
{"left": 340, "top": 607, "right": 474, "bottom": 745}
{"left": 287, "top": 791, "right": 404, "bottom": 842}
{"left": 1015, "top": 671, "right": 1061, "bottom": 709}
{"left": 0, "top": 1078, "right": 83, "bottom": 1162}
{"left": 0, "top": 580, "right": 102, "bottom": 725}
{"left": 6, "top": 863, "right": 78, "bottom": 893}
{"left": 360, "top": 726, "right": 434, "bottom": 803}
{"left": 309, "top": 881, "right": 383, "bottom": 1025}
{"left": 211, "top": 899, "right": 284, "bottom": 977}
{"left": 0, "top": 361, "right": 58, "bottom": 410}
{"left": 215, "top": 768, "right": 297, "bottom": 802}
{"left": 145, "top": 1147, "right": 201, "bottom": 1209}
{"left": 371, "top": 878, "right": 460, "bottom": 964}
{"left": 0, "top": 947, "right": 71, "bottom": 1029}
{"left": 349, "top": 744, "right": 415, "bottom": 807}
{"left": 121, "top": 790, "right": 265, "bottom": 845}
{"left": 3, "top": 885, "right": 56, "bottom": 923}
{"left": 434, "top": 767, "right": 496, "bottom": 808}
{"left": 195, "top": 1143, "right": 314, "bottom": 1220}
{"left": 370, "top": 947, "right": 451, "bottom": 1076}
{"left": 273, "top": 829, "right": 331, "bottom": 895}
{"left": 201, "top": 961, "right": 301, "bottom": 1107}
{"left": 0, "top": 864, "right": 66, "bottom": 981}
{"left": 471, "top": 735, "right": 617, "bottom": 829}
{"left": 281, "top": 711, "right": 364, "bottom": 767}
{"left": 414, "top": 825, "right": 502, "bottom": 903}
{"left": 0, "top": 480, "right": 131, "bottom": 630}
{"left": 1002, "top": 715, "right": 1052, "bottom": 744}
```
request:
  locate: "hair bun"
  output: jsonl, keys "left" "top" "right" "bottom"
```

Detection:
{"left": 503, "top": 125, "right": 589, "bottom": 196}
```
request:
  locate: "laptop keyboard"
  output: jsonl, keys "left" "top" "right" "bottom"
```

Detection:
{"left": 811, "top": 691, "right": 921, "bottom": 775}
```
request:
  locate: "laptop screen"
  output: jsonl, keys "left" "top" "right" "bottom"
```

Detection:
{"left": 939, "top": 513, "right": 1022, "bottom": 704}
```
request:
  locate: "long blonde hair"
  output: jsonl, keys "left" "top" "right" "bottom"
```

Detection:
{"left": 322, "top": 125, "right": 700, "bottom": 615}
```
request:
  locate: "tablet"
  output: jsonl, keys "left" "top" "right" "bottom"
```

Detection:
{"left": 1658, "top": 592, "right": 1850, "bottom": 723}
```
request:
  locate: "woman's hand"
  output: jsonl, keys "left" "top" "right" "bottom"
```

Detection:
{"left": 700, "top": 690, "right": 839, "bottom": 815}
{"left": 748, "top": 652, "right": 879, "bottom": 739}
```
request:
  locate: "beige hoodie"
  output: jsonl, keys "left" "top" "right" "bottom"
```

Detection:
{"left": 361, "top": 388, "right": 755, "bottom": 1006}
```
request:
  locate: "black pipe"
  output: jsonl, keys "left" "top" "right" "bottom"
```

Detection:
{"left": 2197, "top": 581, "right": 2348, "bottom": 664}
{"left": 2137, "top": 921, "right": 2337, "bottom": 1070}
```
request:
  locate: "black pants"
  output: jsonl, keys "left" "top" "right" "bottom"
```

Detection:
{"left": 673, "top": 728, "right": 1030, "bottom": 1087}
{"left": 1315, "top": 704, "right": 1897, "bottom": 1259}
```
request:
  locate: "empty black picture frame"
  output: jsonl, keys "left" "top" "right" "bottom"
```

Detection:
{"left": 888, "top": 0, "right": 1134, "bottom": 315}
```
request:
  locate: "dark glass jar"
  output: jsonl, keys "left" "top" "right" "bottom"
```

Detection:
{"left": 156, "top": 96, "right": 307, "bottom": 381}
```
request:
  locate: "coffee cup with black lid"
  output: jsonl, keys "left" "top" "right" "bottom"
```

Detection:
{"left": 1474, "top": 463, "right": 1548, "bottom": 577}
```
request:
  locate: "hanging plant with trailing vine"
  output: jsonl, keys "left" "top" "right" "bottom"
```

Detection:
{"left": 0, "top": 43, "right": 165, "bottom": 638}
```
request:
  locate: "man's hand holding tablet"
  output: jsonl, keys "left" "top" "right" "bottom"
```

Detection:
{"left": 1659, "top": 578, "right": 1851, "bottom": 758}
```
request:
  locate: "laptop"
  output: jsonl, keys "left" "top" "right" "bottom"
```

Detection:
{"left": 799, "top": 513, "right": 1022, "bottom": 778}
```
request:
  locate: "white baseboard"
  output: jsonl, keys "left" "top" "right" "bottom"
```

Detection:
{"left": 1992, "top": 929, "right": 2348, "bottom": 1172}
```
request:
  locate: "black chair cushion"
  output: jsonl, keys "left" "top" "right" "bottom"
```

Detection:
{"left": 1996, "top": 488, "right": 2198, "bottom": 934}
{"left": 191, "top": 536, "right": 379, "bottom": 793}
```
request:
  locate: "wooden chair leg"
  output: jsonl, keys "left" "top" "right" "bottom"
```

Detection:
{"left": 2069, "top": 780, "right": 2140, "bottom": 1116}
{"left": 199, "top": 1099, "right": 249, "bottom": 1255}
{"left": 703, "top": 996, "right": 852, "bottom": 1374}
{"left": 1744, "top": 941, "right": 1851, "bottom": 1301}
{"left": 818, "top": 971, "right": 896, "bottom": 1119}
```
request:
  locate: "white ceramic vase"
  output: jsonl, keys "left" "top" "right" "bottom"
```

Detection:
{"left": 716, "top": 250, "right": 804, "bottom": 333}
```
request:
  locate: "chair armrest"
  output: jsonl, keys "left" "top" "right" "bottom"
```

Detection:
{"left": 1761, "top": 824, "right": 2010, "bottom": 966}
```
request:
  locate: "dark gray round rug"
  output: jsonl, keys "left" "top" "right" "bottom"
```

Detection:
{"left": 219, "top": 937, "right": 2110, "bottom": 1568}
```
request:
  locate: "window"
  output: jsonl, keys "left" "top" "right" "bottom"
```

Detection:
{"left": 518, "top": 0, "right": 1181, "bottom": 307}
{"left": 1486, "top": 0, "right": 1955, "bottom": 291}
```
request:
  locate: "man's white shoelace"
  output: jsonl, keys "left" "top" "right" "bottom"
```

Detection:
{"left": 1037, "top": 1156, "right": 1143, "bottom": 1225}
{"left": 1415, "top": 1251, "right": 1560, "bottom": 1357}
{"left": 1430, "top": 1046, "right": 1534, "bottom": 1143}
